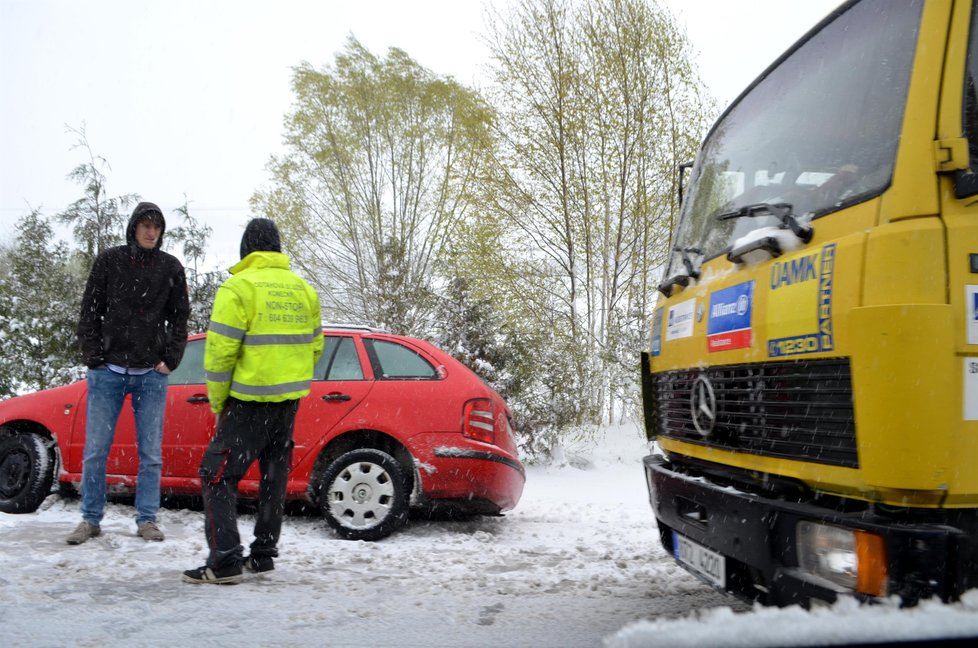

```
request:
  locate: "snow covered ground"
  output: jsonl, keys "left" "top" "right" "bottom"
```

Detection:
{"left": 2, "top": 423, "right": 978, "bottom": 647}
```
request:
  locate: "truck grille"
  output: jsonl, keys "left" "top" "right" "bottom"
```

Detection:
{"left": 651, "top": 358, "right": 857, "bottom": 468}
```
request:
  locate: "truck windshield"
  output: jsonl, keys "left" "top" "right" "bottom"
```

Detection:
{"left": 668, "top": 0, "right": 922, "bottom": 274}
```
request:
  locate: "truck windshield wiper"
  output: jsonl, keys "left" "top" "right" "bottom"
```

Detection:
{"left": 657, "top": 273, "right": 690, "bottom": 297}
{"left": 675, "top": 246, "right": 703, "bottom": 280}
{"left": 656, "top": 247, "right": 703, "bottom": 297}
{"left": 716, "top": 202, "right": 813, "bottom": 243}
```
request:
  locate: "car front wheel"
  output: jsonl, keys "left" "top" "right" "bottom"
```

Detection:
{"left": 0, "top": 431, "right": 56, "bottom": 513}
{"left": 319, "top": 448, "right": 409, "bottom": 541}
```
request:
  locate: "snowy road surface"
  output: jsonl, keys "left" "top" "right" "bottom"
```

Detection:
{"left": 0, "top": 426, "right": 741, "bottom": 647}
{"left": 3, "top": 425, "right": 978, "bottom": 647}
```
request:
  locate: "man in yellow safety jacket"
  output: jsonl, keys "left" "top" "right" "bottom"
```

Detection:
{"left": 183, "top": 218, "right": 323, "bottom": 585}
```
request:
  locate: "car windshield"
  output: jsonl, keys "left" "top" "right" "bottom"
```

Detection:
{"left": 668, "top": 0, "right": 922, "bottom": 274}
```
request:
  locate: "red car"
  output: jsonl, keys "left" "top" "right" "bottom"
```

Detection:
{"left": 0, "top": 327, "right": 525, "bottom": 540}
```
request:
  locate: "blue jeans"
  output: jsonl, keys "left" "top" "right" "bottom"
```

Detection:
{"left": 80, "top": 367, "right": 169, "bottom": 526}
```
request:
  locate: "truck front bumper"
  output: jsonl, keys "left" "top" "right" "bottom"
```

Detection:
{"left": 644, "top": 453, "right": 976, "bottom": 607}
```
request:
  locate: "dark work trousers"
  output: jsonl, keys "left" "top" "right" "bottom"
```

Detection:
{"left": 199, "top": 397, "right": 299, "bottom": 569}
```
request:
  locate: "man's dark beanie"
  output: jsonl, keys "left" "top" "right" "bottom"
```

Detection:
{"left": 240, "top": 218, "right": 282, "bottom": 259}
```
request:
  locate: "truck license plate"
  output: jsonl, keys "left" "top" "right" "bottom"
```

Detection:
{"left": 672, "top": 531, "right": 726, "bottom": 588}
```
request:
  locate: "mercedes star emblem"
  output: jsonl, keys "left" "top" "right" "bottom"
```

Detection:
{"left": 690, "top": 375, "right": 717, "bottom": 437}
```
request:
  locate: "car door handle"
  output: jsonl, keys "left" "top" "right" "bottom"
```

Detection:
{"left": 321, "top": 393, "right": 352, "bottom": 402}
{"left": 187, "top": 395, "right": 209, "bottom": 403}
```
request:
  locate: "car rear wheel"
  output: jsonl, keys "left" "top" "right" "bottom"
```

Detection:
{"left": 0, "top": 431, "right": 55, "bottom": 513}
{"left": 319, "top": 448, "right": 409, "bottom": 541}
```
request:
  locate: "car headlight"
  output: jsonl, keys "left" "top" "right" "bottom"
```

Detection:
{"left": 796, "top": 521, "right": 887, "bottom": 597}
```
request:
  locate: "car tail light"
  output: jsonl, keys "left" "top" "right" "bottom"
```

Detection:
{"left": 462, "top": 398, "right": 495, "bottom": 444}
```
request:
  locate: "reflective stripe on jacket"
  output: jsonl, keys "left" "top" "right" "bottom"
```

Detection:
{"left": 204, "top": 251, "right": 323, "bottom": 413}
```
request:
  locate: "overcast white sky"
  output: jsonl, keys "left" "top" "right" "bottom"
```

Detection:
{"left": 0, "top": 0, "right": 839, "bottom": 266}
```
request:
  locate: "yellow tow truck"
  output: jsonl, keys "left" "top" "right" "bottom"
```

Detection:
{"left": 642, "top": 0, "right": 978, "bottom": 605}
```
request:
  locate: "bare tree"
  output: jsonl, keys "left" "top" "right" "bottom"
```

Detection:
{"left": 483, "top": 0, "right": 713, "bottom": 433}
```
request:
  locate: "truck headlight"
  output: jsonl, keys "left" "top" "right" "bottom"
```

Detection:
{"left": 796, "top": 522, "right": 887, "bottom": 596}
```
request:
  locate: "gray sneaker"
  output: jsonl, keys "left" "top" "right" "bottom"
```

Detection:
{"left": 66, "top": 521, "right": 101, "bottom": 545}
{"left": 137, "top": 521, "right": 165, "bottom": 542}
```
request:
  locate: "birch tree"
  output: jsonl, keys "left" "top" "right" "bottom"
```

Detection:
{"left": 483, "top": 0, "right": 713, "bottom": 435}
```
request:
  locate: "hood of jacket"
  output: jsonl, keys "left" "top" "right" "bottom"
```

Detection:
{"left": 126, "top": 202, "right": 166, "bottom": 250}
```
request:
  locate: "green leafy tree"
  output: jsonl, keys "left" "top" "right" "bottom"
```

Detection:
{"left": 253, "top": 37, "right": 495, "bottom": 335}
{"left": 0, "top": 211, "right": 85, "bottom": 397}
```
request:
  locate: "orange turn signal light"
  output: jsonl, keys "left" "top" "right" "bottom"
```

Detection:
{"left": 855, "top": 530, "right": 887, "bottom": 597}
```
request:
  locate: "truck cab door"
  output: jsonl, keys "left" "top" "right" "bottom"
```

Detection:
{"left": 937, "top": 0, "right": 978, "bottom": 422}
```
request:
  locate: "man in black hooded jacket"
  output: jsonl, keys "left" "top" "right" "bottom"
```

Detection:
{"left": 66, "top": 201, "right": 191, "bottom": 545}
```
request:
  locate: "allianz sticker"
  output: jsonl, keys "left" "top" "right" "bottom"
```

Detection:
{"left": 967, "top": 286, "right": 978, "bottom": 345}
{"left": 707, "top": 281, "right": 754, "bottom": 352}
{"left": 965, "top": 358, "right": 978, "bottom": 421}
{"left": 665, "top": 299, "right": 695, "bottom": 341}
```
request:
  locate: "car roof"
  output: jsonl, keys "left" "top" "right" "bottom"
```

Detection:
{"left": 186, "top": 326, "right": 431, "bottom": 347}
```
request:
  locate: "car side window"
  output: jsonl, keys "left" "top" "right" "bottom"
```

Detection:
{"left": 167, "top": 339, "right": 205, "bottom": 385}
{"left": 314, "top": 336, "right": 365, "bottom": 381}
{"left": 364, "top": 339, "right": 437, "bottom": 380}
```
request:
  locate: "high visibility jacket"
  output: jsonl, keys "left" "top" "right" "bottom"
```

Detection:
{"left": 204, "top": 251, "right": 323, "bottom": 413}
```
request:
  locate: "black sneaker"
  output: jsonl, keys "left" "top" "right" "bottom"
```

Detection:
{"left": 182, "top": 564, "right": 243, "bottom": 585}
{"left": 244, "top": 555, "right": 275, "bottom": 573}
